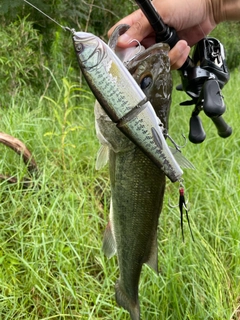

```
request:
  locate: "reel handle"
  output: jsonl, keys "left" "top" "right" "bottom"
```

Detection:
{"left": 188, "top": 112, "right": 232, "bottom": 142}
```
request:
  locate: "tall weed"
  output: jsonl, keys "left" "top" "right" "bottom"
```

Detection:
{"left": 0, "top": 16, "right": 46, "bottom": 105}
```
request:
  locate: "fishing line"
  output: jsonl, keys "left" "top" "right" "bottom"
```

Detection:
{"left": 184, "top": 0, "right": 211, "bottom": 46}
{"left": 23, "top": 0, "right": 67, "bottom": 30}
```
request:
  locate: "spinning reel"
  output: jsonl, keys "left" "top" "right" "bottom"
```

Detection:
{"left": 135, "top": 0, "right": 232, "bottom": 143}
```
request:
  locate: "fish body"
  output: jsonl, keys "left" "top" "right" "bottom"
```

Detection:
{"left": 71, "top": 29, "right": 182, "bottom": 182}
{"left": 94, "top": 25, "right": 173, "bottom": 319}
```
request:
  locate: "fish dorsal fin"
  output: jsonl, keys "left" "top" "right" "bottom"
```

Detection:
{"left": 95, "top": 145, "right": 109, "bottom": 170}
{"left": 145, "top": 231, "right": 159, "bottom": 274}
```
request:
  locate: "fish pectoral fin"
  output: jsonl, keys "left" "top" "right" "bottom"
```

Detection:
{"left": 145, "top": 232, "right": 159, "bottom": 274}
{"left": 95, "top": 145, "right": 109, "bottom": 170}
{"left": 102, "top": 221, "right": 117, "bottom": 258}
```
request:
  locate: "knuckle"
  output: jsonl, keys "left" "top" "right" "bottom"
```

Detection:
{"left": 131, "top": 11, "right": 145, "bottom": 33}
{"left": 133, "top": 20, "right": 142, "bottom": 33}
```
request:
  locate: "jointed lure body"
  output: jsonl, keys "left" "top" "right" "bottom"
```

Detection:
{"left": 71, "top": 30, "right": 183, "bottom": 182}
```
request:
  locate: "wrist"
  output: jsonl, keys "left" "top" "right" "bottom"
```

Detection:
{"left": 212, "top": 0, "right": 240, "bottom": 23}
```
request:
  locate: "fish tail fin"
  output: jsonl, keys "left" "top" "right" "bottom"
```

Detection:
{"left": 115, "top": 280, "right": 140, "bottom": 320}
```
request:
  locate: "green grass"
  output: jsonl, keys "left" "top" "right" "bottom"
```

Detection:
{"left": 0, "top": 69, "right": 240, "bottom": 320}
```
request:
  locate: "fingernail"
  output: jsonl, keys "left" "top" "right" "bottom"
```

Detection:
{"left": 118, "top": 33, "right": 132, "bottom": 45}
{"left": 177, "top": 40, "right": 188, "bottom": 51}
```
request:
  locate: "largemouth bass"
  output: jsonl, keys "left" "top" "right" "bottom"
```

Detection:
{"left": 94, "top": 25, "right": 173, "bottom": 320}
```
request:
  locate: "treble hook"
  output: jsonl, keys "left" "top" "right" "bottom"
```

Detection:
{"left": 164, "top": 131, "right": 187, "bottom": 152}
{"left": 124, "top": 39, "right": 144, "bottom": 63}
{"left": 168, "top": 179, "right": 194, "bottom": 242}
{"left": 168, "top": 195, "right": 188, "bottom": 209}
{"left": 168, "top": 179, "right": 189, "bottom": 209}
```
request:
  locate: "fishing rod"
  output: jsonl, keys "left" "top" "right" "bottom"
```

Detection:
{"left": 135, "top": 0, "right": 232, "bottom": 144}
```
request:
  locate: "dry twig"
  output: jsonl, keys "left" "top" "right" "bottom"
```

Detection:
{"left": 0, "top": 132, "right": 39, "bottom": 187}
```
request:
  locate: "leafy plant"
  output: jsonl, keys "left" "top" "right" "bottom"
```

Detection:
{"left": 0, "top": 16, "right": 46, "bottom": 104}
{"left": 42, "top": 77, "right": 93, "bottom": 171}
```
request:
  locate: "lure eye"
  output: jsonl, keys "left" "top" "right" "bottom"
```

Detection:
{"left": 75, "top": 42, "right": 83, "bottom": 53}
{"left": 140, "top": 75, "right": 153, "bottom": 90}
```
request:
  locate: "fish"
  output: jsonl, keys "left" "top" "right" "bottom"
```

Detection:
{"left": 70, "top": 27, "right": 183, "bottom": 182}
{"left": 94, "top": 24, "right": 181, "bottom": 320}
{"left": 19, "top": 2, "right": 193, "bottom": 316}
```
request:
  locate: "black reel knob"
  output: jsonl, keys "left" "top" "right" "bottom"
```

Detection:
{"left": 203, "top": 79, "right": 225, "bottom": 117}
{"left": 189, "top": 113, "right": 206, "bottom": 144}
{"left": 203, "top": 79, "right": 232, "bottom": 138}
{"left": 211, "top": 116, "right": 232, "bottom": 138}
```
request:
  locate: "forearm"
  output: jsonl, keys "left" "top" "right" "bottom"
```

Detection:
{"left": 212, "top": 0, "right": 240, "bottom": 23}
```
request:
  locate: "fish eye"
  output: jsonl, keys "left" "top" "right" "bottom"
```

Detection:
{"left": 140, "top": 75, "right": 153, "bottom": 90}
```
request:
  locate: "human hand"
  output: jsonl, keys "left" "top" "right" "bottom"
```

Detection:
{"left": 108, "top": 0, "right": 216, "bottom": 69}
